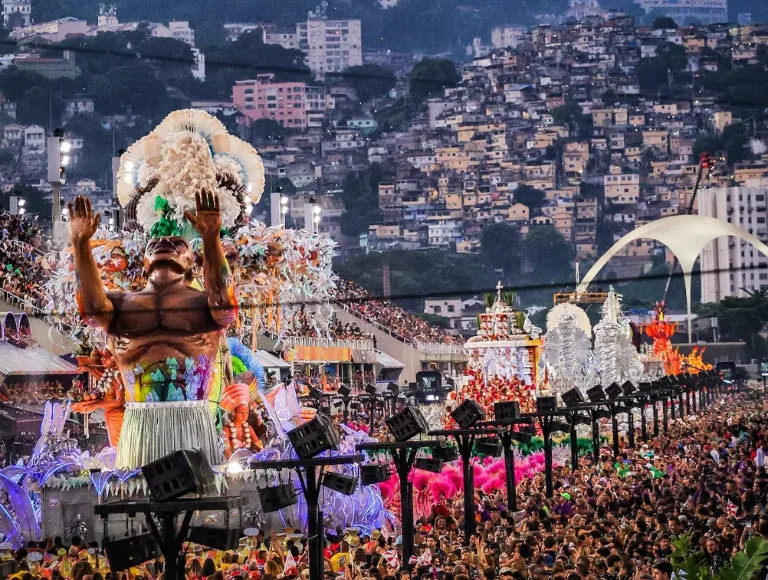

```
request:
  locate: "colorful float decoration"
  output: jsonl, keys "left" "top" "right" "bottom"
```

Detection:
{"left": 643, "top": 301, "right": 683, "bottom": 376}
{"left": 449, "top": 284, "right": 541, "bottom": 418}
{"left": 684, "top": 346, "right": 713, "bottom": 374}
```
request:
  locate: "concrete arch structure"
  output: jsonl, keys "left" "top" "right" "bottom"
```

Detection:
{"left": 576, "top": 215, "right": 768, "bottom": 342}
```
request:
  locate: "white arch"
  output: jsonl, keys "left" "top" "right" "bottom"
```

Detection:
{"left": 577, "top": 215, "right": 768, "bottom": 343}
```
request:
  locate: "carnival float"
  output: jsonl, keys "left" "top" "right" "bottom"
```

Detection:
{"left": 0, "top": 110, "right": 715, "bottom": 547}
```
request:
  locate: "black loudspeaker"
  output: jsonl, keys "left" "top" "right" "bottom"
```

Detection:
{"left": 322, "top": 473, "right": 358, "bottom": 495}
{"left": 188, "top": 526, "right": 241, "bottom": 551}
{"left": 360, "top": 464, "right": 391, "bottom": 486}
{"left": 475, "top": 439, "right": 503, "bottom": 457}
{"left": 287, "top": 414, "right": 340, "bottom": 460}
{"left": 141, "top": 449, "right": 215, "bottom": 502}
{"left": 494, "top": 401, "right": 520, "bottom": 422}
{"left": 550, "top": 421, "right": 572, "bottom": 434}
{"left": 433, "top": 445, "right": 459, "bottom": 462}
{"left": 258, "top": 483, "right": 298, "bottom": 513}
{"left": 386, "top": 406, "right": 429, "bottom": 442}
{"left": 414, "top": 458, "right": 443, "bottom": 473}
{"left": 338, "top": 385, "right": 352, "bottom": 397}
{"left": 621, "top": 381, "right": 636, "bottom": 396}
{"left": 510, "top": 430, "right": 533, "bottom": 444}
{"left": 104, "top": 534, "right": 160, "bottom": 571}
{"left": 561, "top": 388, "right": 584, "bottom": 408}
{"left": 587, "top": 385, "right": 606, "bottom": 401}
{"left": 536, "top": 396, "right": 557, "bottom": 414}
{"left": 605, "top": 382, "right": 622, "bottom": 399}
{"left": 450, "top": 399, "right": 486, "bottom": 429}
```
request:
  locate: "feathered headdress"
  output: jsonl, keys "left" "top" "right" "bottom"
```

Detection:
{"left": 117, "top": 109, "right": 265, "bottom": 236}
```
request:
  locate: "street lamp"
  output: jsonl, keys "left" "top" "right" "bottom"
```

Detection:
{"left": 280, "top": 195, "right": 289, "bottom": 227}
{"left": 47, "top": 128, "right": 70, "bottom": 247}
{"left": 312, "top": 204, "right": 321, "bottom": 234}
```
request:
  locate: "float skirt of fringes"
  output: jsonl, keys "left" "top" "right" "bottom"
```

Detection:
{"left": 115, "top": 400, "right": 221, "bottom": 469}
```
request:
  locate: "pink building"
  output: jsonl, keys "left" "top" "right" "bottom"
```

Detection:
{"left": 232, "top": 74, "right": 307, "bottom": 129}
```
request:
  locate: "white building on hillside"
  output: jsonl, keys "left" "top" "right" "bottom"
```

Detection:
{"left": 699, "top": 185, "right": 768, "bottom": 302}
{"left": 2, "top": 0, "right": 31, "bottom": 28}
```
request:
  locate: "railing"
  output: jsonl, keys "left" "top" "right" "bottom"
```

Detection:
{"left": 282, "top": 335, "right": 375, "bottom": 351}
{"left": 0, "top": 287, "right": 77, "bottom": 334}
{"left": 416, "top": 341, "right": 467, "bottom": 361}
{"left": 334, "top": 301, "right": 416, "bottom": 345}
{"left": 8, "top": 239, "right": 45, "bottom": 257}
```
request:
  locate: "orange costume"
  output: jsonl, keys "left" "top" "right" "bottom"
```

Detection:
{"left": 72, "top": 349, "right": 125, "bottom": 447}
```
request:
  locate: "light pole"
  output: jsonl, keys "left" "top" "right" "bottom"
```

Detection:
{"left": 312, "top": 204, "right": 321, "bottom": 235}
{"left": 47, "top": 128, "right": 70, "bottom": 247}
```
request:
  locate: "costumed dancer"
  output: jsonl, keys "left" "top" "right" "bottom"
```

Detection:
{"left": 221, "top": 382, "right": 262, "bottom": 458}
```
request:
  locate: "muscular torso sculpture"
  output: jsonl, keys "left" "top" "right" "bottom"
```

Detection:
{"left": 68, "top": 193, "right": 237, "bottom": 466}
{"left": 69, "top": 193, "right": 237, "bottom": 401}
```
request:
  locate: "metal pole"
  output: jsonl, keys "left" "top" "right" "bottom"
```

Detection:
{"left": 501, "top": 430, "right": 517, "bottom": 512}
{"left": 640, "top": 401, "right": 648, "bottom": 442}
{"left": 543, "top": 419, "right": 553, "bottom": 499}
{"left": 395, "top": 450, "right": 416, "bottom": 566}
{"left": 591, "top": 413, "right": 600, "bottom": 465}
{"left": 670, "top": 394, "right": 676, "bottom": 420}
{"left": 51, "top": 182, "right": 65, "bottom": 247}
{"left": 627, "top": 410, "right": 635, "bottom": 449}
{"left": 459, "top": 435, "right": 476, "bottom": 541}
{"left": 611, "top": 408, "right": 620, "bottom": 457}
{"left": 653, "top": 401, "right": 659, "bottom": 437}
{"left": 304, "top": 465, "right": 324, "bottom": 580}
{"left": 569, "top": 423, "right": 579, "bottom": 470}
{"left": 662, "top": 398, "right": 669, "bottom": 432}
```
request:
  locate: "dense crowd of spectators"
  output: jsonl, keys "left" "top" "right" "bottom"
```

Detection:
{"left": 284, "top": 306, "right": 374, "bottom": 342}
{"left": 335, "top": 280, "right": 460, "bottom": 345}
{"left": 0, "top": 212, "right": 51, "bottom": 312}
{"left": 2, "top": 387, "right": 767, "bottom": 580}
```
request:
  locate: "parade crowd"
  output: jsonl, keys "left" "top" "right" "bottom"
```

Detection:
{"left": 284, "top": 306, "right": 374, "bottom": 342}
{"left": 0, "top": 212, "right": 51, "bottom": 312}
{"left": 335, "top": 280, "right": 460, "bottom": 345}
{"left": 1, "top": 388, "right": 767, "bottom": 580}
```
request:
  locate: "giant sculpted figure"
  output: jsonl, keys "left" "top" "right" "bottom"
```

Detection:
{"left": 69, "top": 192, "right": 237, "bottom": 468}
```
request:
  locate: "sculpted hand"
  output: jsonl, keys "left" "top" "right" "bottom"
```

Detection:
{"left": 184, "top": 190, "right": 222, "bottom": 239}
{"left": 68, "top": 196, "right": 100, "bottom": 246}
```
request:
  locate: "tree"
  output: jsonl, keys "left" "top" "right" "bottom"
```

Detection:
{"left": 204, "top": 30, "right": 311, "bottom": 100}
{"left": 721, "top": 122, "right": 750, "bottom": 164}
{"left": 480, "top": 223, "right": 521, "bottom": 278}
{"left": 601, "top": 89, "right": 618, "bottom": 107}
{"left": 409, "top": 58, "right": 460, "bottom": 102}
{"left": 652, "top": 16, "right": 678, "bottom": 29}
{"left": 521, "top": 225, "right": 574, "bottom": 286}
{"left": 514, "top": 185, "right": 546, "bottom": 213}
{"left": 250, "top": 119, "right": 286, "bottom": 144}
{"left": 340, "top": 164, "right": 385, "bottom": 237}
{"left": 344, "top": 64, "right": 396, "bottom": 103}
{"left": 637, "top": 42, "right": 687, "bottom": 92}
{"left": 137, "top": 36, "right": 195, "bottom": 84}
{"left": 693, "top": 133, "right": 723, "bottom": 161}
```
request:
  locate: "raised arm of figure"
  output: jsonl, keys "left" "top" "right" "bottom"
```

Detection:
{"left": 68, "top": 195, "right": 114, "bottom": 330}
{"left": 184, "top": 190, "right": 238, "bottom": 327}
